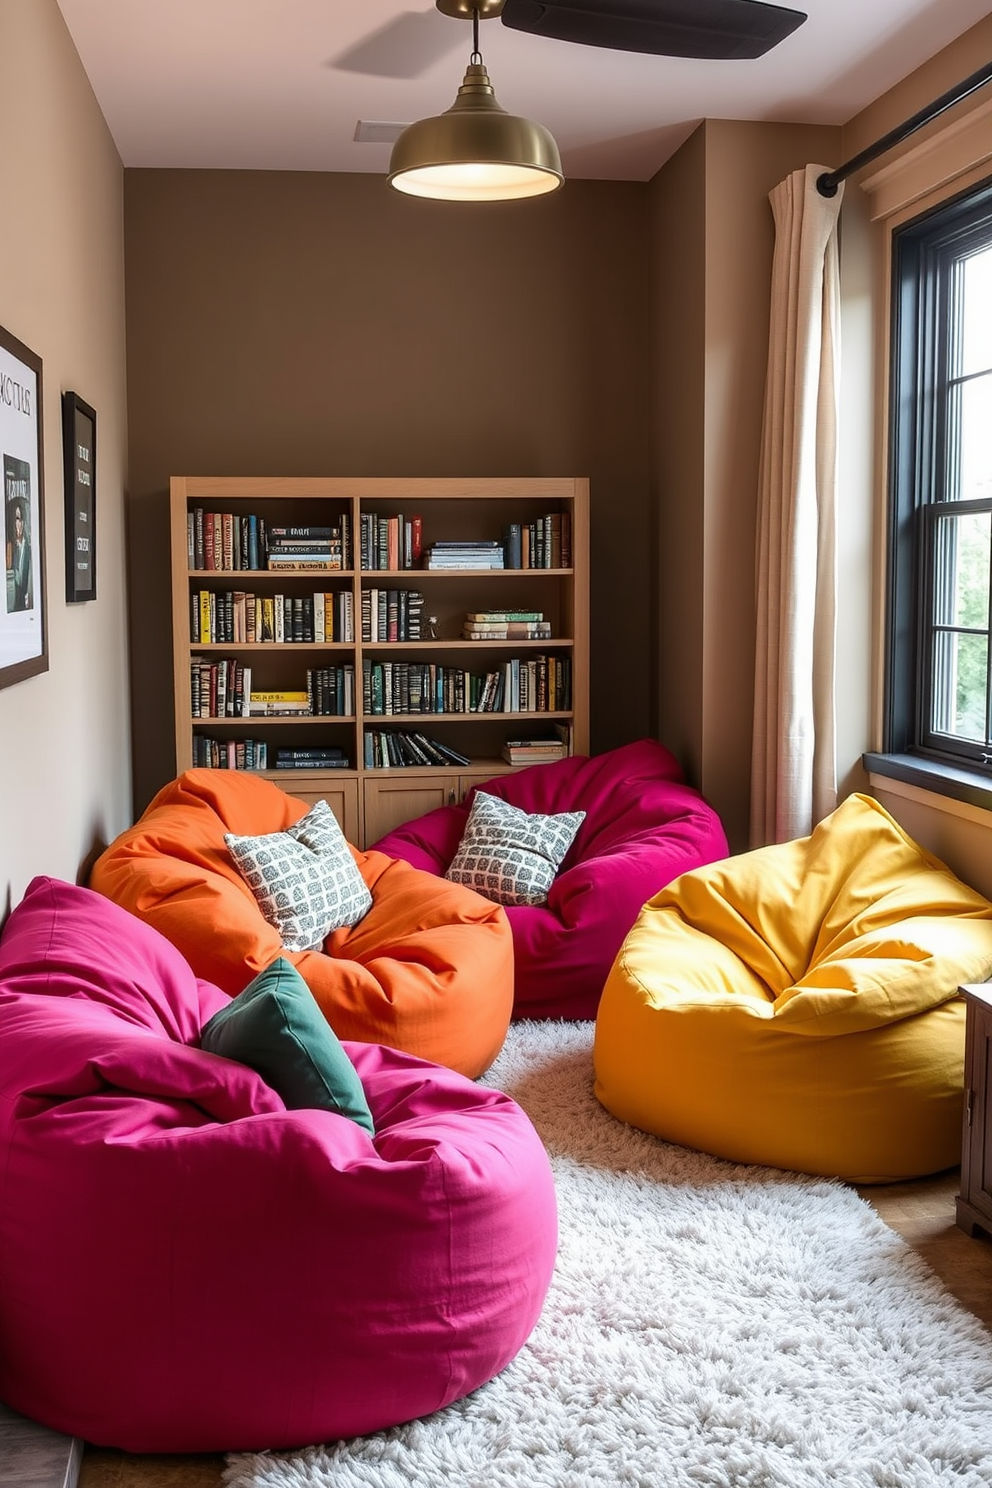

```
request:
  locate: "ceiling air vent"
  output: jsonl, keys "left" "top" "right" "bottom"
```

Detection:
{"left": 354, "top": 120, "right": 408, "bottom": 144}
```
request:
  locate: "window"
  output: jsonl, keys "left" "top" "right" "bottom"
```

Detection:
{"left": 887, "top": 178, "right": 992, "bottom": 777}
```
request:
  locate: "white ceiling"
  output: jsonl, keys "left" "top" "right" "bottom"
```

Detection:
{"left": 55, "top": 0, "right": 992, "bottom": 182}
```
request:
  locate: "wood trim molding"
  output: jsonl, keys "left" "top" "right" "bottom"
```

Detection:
{"left": 860, "top": 92, "right": 992, "bottom": 222}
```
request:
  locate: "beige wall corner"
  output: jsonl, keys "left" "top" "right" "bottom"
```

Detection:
{"left": 0, "top": 0, "right": 131, "bottom": 910}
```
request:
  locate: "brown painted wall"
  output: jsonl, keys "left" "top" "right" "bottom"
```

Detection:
{"left": 123, "top": 169, "right": 653, "bottom": 812}
{"left": 647, "top": 125, "right": 706, "bottom": 782}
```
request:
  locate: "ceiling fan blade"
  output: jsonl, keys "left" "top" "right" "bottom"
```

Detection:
{"left": 500, "top": 0, "right": 807, "bottom": 60}
{"left": 333, "top": 8, "right": 465, "bottom": 79}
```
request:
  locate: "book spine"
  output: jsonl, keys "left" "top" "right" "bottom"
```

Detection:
{"left": 503, "top": 523, "right": 522, "bottom": 569}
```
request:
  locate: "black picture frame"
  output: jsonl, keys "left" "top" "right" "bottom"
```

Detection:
{"left": 0, "top": 323, "right": 47, "bottom": 689}
{"left": 62, "top": 391, "right": 96, "bottom": 603}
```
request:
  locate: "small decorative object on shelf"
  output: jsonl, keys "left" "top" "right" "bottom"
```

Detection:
{"left": 171, "top": 476, "right": 588, "bottom": 846}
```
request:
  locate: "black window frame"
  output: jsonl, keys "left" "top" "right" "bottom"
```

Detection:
{"left": 885, "top": 175, "right": 992, "bottom": 779}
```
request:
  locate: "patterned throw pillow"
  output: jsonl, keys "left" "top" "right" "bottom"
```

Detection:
{"left": 225, "top": 798, "right": 372, "bottom": 952}
{"left": 445, "top": 790, "right": 585, "bottom": 907}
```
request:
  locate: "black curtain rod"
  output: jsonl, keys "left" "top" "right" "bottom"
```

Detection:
{"left": 816, "top": 58, "right": 992, "bottom": 198}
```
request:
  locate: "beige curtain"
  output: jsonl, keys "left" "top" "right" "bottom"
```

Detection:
{"left": 750, "top": 164, "right": 844, "bottom": 847}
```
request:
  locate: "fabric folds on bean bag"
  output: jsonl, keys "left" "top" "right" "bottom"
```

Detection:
{"left": 594, "top": 792, "right": 992, "bottom": 1182}
{"left": 0, "top": 877, "right": 557, "bottom": 1453}
{"left": 88, "top": 769, "right": 514, "bottom": 1078}
{"left": 371, "top": 739, "right": 729, "bottom": 1019}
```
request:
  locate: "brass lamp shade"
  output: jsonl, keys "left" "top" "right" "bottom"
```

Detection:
{"left": 389, "top": 61, "right": 563, "bottom": 202}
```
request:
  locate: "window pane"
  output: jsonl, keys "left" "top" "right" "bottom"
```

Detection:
{"left": 930, "top": 629, "right": 988, "bottom": 742}
{"left": 962, "top": 246, "right": 992, "bottom": 376}
{"left": 946, "top": 373, "right": 992, "bottom": 501}
{"left": 933, "top": 511, "right": 990, "bottom": 627}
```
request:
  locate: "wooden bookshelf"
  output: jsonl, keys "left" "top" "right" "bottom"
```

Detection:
{"left": 170, "top": 476, "right": 590, "bottom": 846}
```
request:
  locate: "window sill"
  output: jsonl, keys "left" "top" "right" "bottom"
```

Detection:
{"left": 863, "top": 752, "right": 992, "bottom": 816}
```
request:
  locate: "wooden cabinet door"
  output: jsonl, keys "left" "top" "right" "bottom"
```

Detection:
{"left": 456, "top": 766, "right": 513, "bottom": 801}
{"left": 283, "top": 775, "right": 360, "bottom": 844}
{"left": 362, "top": 773, "right": 461, "bottom": 847}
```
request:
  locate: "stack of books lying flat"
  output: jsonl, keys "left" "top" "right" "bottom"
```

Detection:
{"left": 274, "top": 747, "right": 350, "bottom": 771}
{"left": 424, "top": 541, "right": 505, "bottom": 570}
{"left": 462, "top": 609, "right": 551, "bottom": 640}
{"left": 266, "top": 524, "right": 348, "bottom": 571}
{"left": 501, "top": 737, "right": 569, "bottom": 766}
{"left": 248, "top": 690, "right": 310, "bottom": 716}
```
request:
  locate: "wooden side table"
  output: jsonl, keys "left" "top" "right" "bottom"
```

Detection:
{"left": 956, "top": 983, "right": 992, "bottom": 1241}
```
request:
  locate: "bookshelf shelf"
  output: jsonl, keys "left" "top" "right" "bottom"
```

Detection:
{"left": 171, "top": 475, "right": 589, "bottom": 847}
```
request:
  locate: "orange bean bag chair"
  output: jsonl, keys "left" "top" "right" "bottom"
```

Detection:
{"left": 89, "top": 769, "right": 513, "bottom": 1078}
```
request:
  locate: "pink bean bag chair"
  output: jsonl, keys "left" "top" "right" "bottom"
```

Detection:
{"left": 0, "top": 877, "right": 557, "bottom": 1453}
{"left": 371, "top": 738, "right": 729, "bottom": 1019}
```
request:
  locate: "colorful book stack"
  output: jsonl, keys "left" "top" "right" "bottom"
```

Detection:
{"left": 248, "top": 689, "right": 310, "bottom": 717}
{"left": 266, "top": 522, "right": 351, "bottom": 572}
{"left": 501, "top": 736, "right": 569, "bottom": 766}
{"left": 461, "top": 610, "right": 551, "bottom": 640}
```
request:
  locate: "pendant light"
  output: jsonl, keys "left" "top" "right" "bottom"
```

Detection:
{"left": 388, "top": 1, "right": 563, "bottom": 202}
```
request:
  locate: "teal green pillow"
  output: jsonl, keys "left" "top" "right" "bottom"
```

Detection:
{"left": 200, "top": 956, "right": 374, "bottom": 1133}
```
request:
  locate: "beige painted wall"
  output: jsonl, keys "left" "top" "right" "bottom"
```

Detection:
{"left": 122, "top": 170, "right": 654, "bottom": 812}
{"left": 649, "top": 119, "right": 841, "bottom": 850}
{"left": 0, "top": 0, "right": 130, "bottom": 911}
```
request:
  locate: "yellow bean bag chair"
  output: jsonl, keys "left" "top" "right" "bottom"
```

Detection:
{"left": 594, "top": 792, "right": 992, "bottom": 1183}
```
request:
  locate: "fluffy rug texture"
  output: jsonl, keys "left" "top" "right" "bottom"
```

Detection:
{"left": 223, "top": 1021, "right": 992, "bottom": 1488}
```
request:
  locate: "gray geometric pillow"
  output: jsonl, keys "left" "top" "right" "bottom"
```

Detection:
{"left": 225, "top": 798, "right": 372, "bottom": 952}
{"left": 444, "top": 790, "right": 585, "bottom": 907}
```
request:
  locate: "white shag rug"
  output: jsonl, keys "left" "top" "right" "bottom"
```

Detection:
{"left": 224, "top": 1020, "right": 992, "bottom": 1488}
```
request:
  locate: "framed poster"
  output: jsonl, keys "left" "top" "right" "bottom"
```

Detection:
{"left": 62, "top": 391, "right": 96, "bottom": 602}
{"left": 0, "top": 324, "right": 46, "bottom": 689}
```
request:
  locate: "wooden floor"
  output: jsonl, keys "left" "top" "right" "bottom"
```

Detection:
{"left": 855, "top": 1167, "right": 992, "bottom": 1325}
{"left": 75, "top": 1168, "right": 992, "bottom": 1488}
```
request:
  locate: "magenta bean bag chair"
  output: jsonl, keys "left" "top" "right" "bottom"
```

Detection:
{"left": 0, "top": 877, "right": 557, "bottom": 1453}
{"left": 371, "top": 738, "right": 729, "bottom": 1019}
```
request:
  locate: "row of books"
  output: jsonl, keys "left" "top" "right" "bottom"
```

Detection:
{"left": 305, "top": 666, "right": 356, "bottom": 719}
{"left": 361, "top": 655, "right": 571, "bottom": 716}
{"left": 192, "top": 654, "right": 570, "bottom": 721}
{"left": 187, "top": 510, "right": 354, "bottom": 572}
{"left": 185, "top": 507, "right": 571, "bottom": 575}
{"left": 362, "top": 587, "right": 426, "bottom": 643}
{"left": 187, "top": 731, "right": 570, "bottom": 773}
{"left": 483, "top": 656, "right": 572, "bottom": 714}
{"left": 191, "top": 736, "right": 270, "bottom": 770}
{"left": 191, "top": 659, "right": 252, "bottom": 719}
{"left": 191, "top": 668, "right": 357, "bottom": 721}
{"left": 191, "top": 588, "right": 355, "bottom": 645}
{"left": 501, "top": 513, "right": 572, "bottom": 570}
{"left": 359, "top": 513, "right": 423, "bottom": 572}
{"left": 462, "top": 608, "right": 551, "bottom": 640}
{"left": 189, "top": 739, "right": 352, "bottom": 772}
{"left": 363, "top": 729, "right": 471, "bottom": 770}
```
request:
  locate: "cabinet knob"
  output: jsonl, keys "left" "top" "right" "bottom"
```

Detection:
{"left": 448, "top": 789, "right": 456, "bottom": 805}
